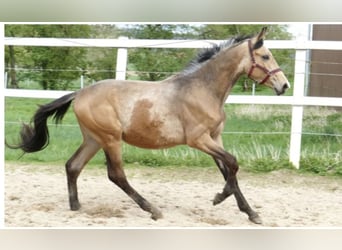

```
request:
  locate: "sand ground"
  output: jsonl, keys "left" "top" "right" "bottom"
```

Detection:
{"left": 5, "top": 163, "right": 342, "bottom": 227}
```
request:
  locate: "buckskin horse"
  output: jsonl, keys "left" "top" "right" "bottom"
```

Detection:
{"left": 7, "top": 27, "right": 290, "bottom": 224}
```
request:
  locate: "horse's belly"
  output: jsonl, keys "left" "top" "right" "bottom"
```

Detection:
{"left": 122, "top": 119, "right": 184, "bottom": 149}
{"left": 119, "top": 97, "right": 185, "bottom": 149}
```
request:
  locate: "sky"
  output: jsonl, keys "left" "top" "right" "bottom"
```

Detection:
{"left": 287, "top": 23, "right": 312, "bottom": 40}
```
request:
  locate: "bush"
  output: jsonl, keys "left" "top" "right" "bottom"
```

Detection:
{"left": 300, "top": 157, "right": 342, "bottom": 176}
{"left": 243, "top": 158, "right": 294, "bottom": 173}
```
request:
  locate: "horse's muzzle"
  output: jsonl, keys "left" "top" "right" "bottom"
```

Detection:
{"left": 275, "top": 82, "right": 290, "bottom": 95}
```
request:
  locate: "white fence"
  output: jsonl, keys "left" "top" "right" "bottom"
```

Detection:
{"left": 2, "top": 33, "right": 342, "bottom": 169}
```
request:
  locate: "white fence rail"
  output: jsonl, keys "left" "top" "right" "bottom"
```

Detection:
{"left": 2, "top": 35, "right": 342, "bottom": 169}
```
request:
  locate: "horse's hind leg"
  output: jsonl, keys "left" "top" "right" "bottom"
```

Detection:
{"left": 104, "top": 142, "right": 163, "bottom": 220}
{"left": 66, "top": 137, "right": 100, "bottom": 210}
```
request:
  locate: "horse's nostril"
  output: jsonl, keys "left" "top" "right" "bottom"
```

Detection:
{"left": 283, "top": 83, "right": 289, "bottom": 90}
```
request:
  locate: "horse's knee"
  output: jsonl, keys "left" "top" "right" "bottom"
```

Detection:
{"left": 65, "top": 159, "right": 72, "bottom": 172}
{"left": 66, "top": 161, "right": 84, "bottom": 184}
{"left": 65, "top": 160, "right": 76, "bottom": 180}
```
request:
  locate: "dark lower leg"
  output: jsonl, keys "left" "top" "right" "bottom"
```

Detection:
{"left": 190, "top": 134, "right": 261, "bottom": 223}
{"left": 213, "top": 178, "right": 234, "bottom": 205}
{"left": 66, "top": 150, "right": 83, "bottom": 211}
{"left": 212, "top": 157, "right": 236, "bottom": 205}
{"left": 105, "top": 152, "right": 162, "bottom": 220}
{"left": 213, "top": 157, "right": 261, "bottom": 224}
{"left": 66, "top": 174, "right": 81, "bottom": 211}
{"left": 119, "top": 182, "right": 163, "bottom": 220}
{"left": 66, "top": 141, "right": 100, "bottom": 211}
{"left": 233, "top": 182, "right": 261, "bottom": 224}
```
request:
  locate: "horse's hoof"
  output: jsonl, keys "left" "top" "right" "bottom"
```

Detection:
{"left": 213, "top": 193, "right": 224, "bottom": 205}
{"left": 151, "top": 209, "right": 163, "bottom": 220}
{"left": 70, "top": 202, "right": 81, "bottom": 211}
{"left": 249, "top": 214, "right": 262, "bottom": 224}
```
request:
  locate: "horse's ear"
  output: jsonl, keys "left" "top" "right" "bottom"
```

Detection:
{"left": 257, "top": 27, "right": 267, "bottom": 41}
{"left": 253, "top": 27, "right": 267, "bottom": 50}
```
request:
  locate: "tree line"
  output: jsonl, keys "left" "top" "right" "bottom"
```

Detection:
{"left": 5, "top": 24, "right": 294, "bottom": 91}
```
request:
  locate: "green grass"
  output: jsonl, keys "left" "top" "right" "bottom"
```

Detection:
{"left": 4, "top": 97, "right": 342, "bottom": 176}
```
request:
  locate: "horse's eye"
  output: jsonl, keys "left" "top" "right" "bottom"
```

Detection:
{"left": 262, "top": 55, "right": 270, "bottom": 60}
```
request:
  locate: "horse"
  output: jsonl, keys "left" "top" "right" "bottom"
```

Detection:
{"left": 7, "top": 27, "right": 290, "bottom": 224}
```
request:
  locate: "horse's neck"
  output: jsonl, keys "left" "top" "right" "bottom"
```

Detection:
{"left": 193, "top": 46, "right": 245, "bottom": 104}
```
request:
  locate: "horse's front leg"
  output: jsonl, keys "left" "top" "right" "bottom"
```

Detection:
{"left": 213, "top": 157, "right": 261, "bottom": 224}
{"left": 212, "top": 157, "right": 234, "bottom": 203}
{"left": 213, "top": 135, "right": 261, "bottom": 224}
{"left": 210, "top": 135, "right": 238, "bottom": 204}
{"left": 190, "top": 133, "right": 261, "bottom": 224}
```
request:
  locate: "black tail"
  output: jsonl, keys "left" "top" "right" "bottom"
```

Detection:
{"left": 6, "top": 92, "right": 77, "bottom": 153}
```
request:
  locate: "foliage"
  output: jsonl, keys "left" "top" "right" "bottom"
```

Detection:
{"left": 197, "top": 24, "right": 292, "bottom": 40}
{"left": 5, "top": 98, "right": 342, "bottom": 176}
{"left": 300, "top": 157, "right": 342, "bottom": 176}
{"left": 122, "top": 24, "right": 198, "bottom": 81}
{"left": 5, "top": 24, "right": 339, "bottom": 178}
{"left": 245, "top": 158, "right": 295, "bottom": 173}
{"left": 122, "top": 24, "right": 294, "bottom": 84}
{"left": 5, "top": 24, "right": 294, "bottom": 89}
{"left": 5, "top": 24, "right": 92, "bottom": 90}
{"left": 84, "top": 25, "right": 121, "bottom": 81}
{"left": 197, "top": 24, "right": 295, "bottom": 91}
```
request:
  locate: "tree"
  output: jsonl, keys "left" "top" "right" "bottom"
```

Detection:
{"left": 85, "top": 24, "right": 121, "bottom": 81}
{"left": 197, "top": 24, "right": 292, "bottom": 40}
{"left": 120, "top": 24, "right": 293, "bottom": 87}
{"left": 28, "top": 25, "right": 92, "bottom": 90}
{"left": 5, "top": 24, "right": 293, "bottom": 91}
{"left": 5, "top": 24, "right": 91, "bottom": 90}
{"left": 121, "top": 24, "right": 198, "bottom": 81}
{"left": 5, "top": 25, "right": 29, "bottom": 88}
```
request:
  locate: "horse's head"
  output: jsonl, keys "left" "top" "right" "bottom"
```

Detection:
{"left": 244, "top": 27, "right": 290, "bottom": 95}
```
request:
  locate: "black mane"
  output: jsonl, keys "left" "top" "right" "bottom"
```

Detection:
{"left": 181, "top": 34, "right": 252, "bottom": 75}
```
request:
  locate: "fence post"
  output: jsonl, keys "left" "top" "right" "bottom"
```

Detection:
{"left": 80, "top": 75, "right": 84, "bottom": 89}
{"left": 115, "top": 36, "right": 128, "bottom": 80}
{"left": 0, "top": 22, "right": 5, "bottom": 227}
{"left": 289, "top": 49, "right": 307, "bottom": 169}
{"left": 4, "top": 71, "right": 7, "bottom": 88}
